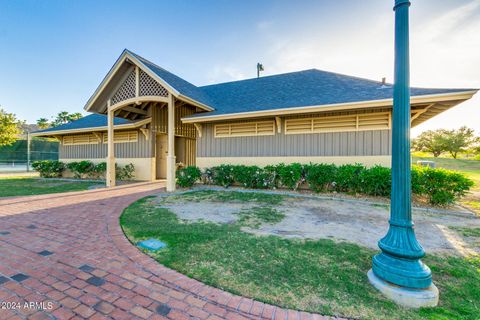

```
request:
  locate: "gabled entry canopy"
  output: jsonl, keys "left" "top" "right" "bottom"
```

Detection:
{"left": 84, "top": 49, "right": 214, "bottom": 118}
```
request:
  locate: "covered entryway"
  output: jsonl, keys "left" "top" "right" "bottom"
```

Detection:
{"left": 83, "top": 50, "right": 211, "bottom": 191}
{"left": 156, "top": 135, "right": 196, "bottom": 180}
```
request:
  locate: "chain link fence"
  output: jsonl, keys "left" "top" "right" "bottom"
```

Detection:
{"left": 0, "top": 139, "right": 59, "bottom": 173}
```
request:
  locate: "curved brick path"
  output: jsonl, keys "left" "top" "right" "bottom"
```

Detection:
{"left": 0, "top": 182, "right": 337, "bottom": 320}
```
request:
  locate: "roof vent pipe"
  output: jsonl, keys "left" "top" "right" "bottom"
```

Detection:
{"left": 257, "top": 63, "right": 264, "bottom": 78}
{"left": 379, "top": 77, "right": 391, "bottom": 89}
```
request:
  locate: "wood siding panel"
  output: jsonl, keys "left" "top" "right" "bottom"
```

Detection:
{"left": 59, "top": 130, "right": 151, "bottom": 159}
{"left": 197, "top": 123, "right": 391, "bottom": 157}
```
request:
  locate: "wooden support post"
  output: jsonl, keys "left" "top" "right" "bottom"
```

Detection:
{"left": 166, "top": 94, "right": 176, "bottom": 191}
{"left": 148, "top": 103, "right": 156, "bottom": 182}
{"left": 106, "top": 100, "right": 116, "bottom": 187}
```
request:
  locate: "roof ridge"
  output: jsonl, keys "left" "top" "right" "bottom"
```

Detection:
{"left": 199, "top": 69, "right": 319, "bottom": 88}
{"left": 198, "top": 68, "right": 392, "bottom": 89}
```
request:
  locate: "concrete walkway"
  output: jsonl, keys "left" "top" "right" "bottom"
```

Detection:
{"left": 0, "top": 183, "right": 336, "bottom": 320}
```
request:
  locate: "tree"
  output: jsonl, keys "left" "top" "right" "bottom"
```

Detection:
{"left": 0, "top": 108, "right": 22, "bottom": 146}
{"left": 51, "top": 111, "right": 83, "bottom": 127}
{"left": 442, "top": 126, "right": 476, "bottom": 159}
{"left": 412, "top": 129, "right": 448, "bottom": 157}
{"left": 37, "top": 112, "right": 83, "bottom": 129}
{"left": 472, "top": 137, "right": 480, "bottom": 155}
{"left": 36, "top": 118, "right": 50, "bottom": 129}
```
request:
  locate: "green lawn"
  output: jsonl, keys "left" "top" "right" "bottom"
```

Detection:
{"left": 0, "top": 176, "right": 103, "bottom": 197}
{"left": 121, "top": 191, "right": 480, "bottom": 320}
{"left": 412, "top": 155, "right": 480, "bottom": 214}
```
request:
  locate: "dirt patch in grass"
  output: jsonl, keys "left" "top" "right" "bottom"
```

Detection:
{"left": 155, "top": 190, "right": 480, "bottom": 256}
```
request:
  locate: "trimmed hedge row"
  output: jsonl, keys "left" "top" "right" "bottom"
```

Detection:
{"left": 32, "top": 160, "right": 135, "bottom": 180}
{"left": 176, "top": 163, "right": 474, "bottom": 206}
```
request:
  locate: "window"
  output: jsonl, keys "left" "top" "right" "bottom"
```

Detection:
{"left": 214, "top": 120, "right": 275, "bottom": 138}
{"left": 103, "top": 130, "right": 138, "bottom": 143}
{"left": 285, "top": 112, "right": 390, "bottom": 135}
{"left": 63, "top": 134, "right": 99, "bottom": 146}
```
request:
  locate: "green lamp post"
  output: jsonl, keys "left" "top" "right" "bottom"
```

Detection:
{"left": 369, "top": 0, "right": 438, "bottom": 307}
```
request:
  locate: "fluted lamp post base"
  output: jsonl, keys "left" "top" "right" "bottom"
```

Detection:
{"left": 368, "top": 270, "right": 439, "bottom": 308}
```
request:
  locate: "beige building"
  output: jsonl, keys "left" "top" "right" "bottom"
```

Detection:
{"left": 33, "top": 49, "right": 477, "bottom": 191}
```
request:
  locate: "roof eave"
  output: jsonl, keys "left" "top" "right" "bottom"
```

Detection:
{"left": 31, "top": 118, "right": 151, "bottom": 137}
{"left": 181, "top": 90, "right": 478, "bottom": 123}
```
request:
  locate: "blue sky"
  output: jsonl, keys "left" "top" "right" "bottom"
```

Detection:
{"left": 0, "top": 0, "right": 479, "bottom": 135}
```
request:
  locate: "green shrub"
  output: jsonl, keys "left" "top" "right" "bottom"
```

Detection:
{"left": 410, "top": 166, "right": 423, "bottom": 195}
{"left": 203, "top": 168, "right": 215, "bottom": 185}
{"left": 264, "top": 165, "right": 280, "bottom": 189}
{"left": 232, "top": 165, "right": 259, "bottom": 188}
{"left": 198, "top": 163, "right": 473, "bottom": 206}
{"left": 230, "top": 165, "right": 276, "bottom": 189}
{"left": 360, "top": 165, "right": 391, "bottom": 196}
{"left": 90, "top": 162, "right": 107, "bottom": 179}
{"left": 304, "top": 163, "right": 337, "bottom": 192}
{"left": 276, "top": 163, "right": 304, "bottom": 190}
{"left": 414, "top": 166, "right": 474, "bottom": 205}
{"left": 116, "top": 163, "right": 135, "bottom": 180}
{"left": 210, "top": 165, "right": 236, "bottom": 187}
{"left": 32, "top": 160, "right": 65, "bottom": 178}
{"left": 334, "top": 164, "right": 365, "bottom": 193}
{"left": 254, "top": 167, "right": 277, "bottom": 189}
{"left": 177, "top": 166, "right": 202, "bottom": 188}
{"left": 66, "top": 160, "right": 95, "bottom": 179}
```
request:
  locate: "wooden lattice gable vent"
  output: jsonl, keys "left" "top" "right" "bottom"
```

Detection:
{"left": 214, "top": 120, "right": 275, "bottom": 138}
{"left": 111, "top": 68, "right": 136, "bottom": 105}
{"left": 103, "top": 130, "right": 138, "bottom": 143}
{"left": 111, "top": 67, "right": 169, "bottom": 106}
{"left": 285, "top": 111, "right": 391, "bottom": 135}
{"left": 139, "top": 70, "right": 168, "bottom": 97}
{"left": 63, "top": 134, "right": 100, "bottom": 146}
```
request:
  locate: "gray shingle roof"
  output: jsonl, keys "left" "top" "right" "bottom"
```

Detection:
{"left": 190, "top": 69, "right": 473, "bottom": 118}
{"left": 34, "top": 114, "right": 131, "bottom": 134}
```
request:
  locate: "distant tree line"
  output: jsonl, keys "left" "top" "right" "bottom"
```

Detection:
{"left": 412, "top": 126, "right": 480, "bottom": 159}
{"left": 0, "top": 107, "right": 83, "bottom": 147}
{"left": 36, "top": 111, "right": 83, "bottom": 129}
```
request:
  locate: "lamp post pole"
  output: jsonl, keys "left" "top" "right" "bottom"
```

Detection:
{"left": 369, "top": 0, "right": 438, "bottom": 307}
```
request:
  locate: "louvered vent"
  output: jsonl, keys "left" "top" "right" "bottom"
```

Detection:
{"left": 214, "top": 120, "right": 275, "bottom": 138}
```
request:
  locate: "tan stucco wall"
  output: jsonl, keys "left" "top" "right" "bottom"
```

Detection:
{"left": 196, "top": 156, "right": 391, "bottom": 169}
{"left": 60, "top": 158, "right": 154, "bottom": 181}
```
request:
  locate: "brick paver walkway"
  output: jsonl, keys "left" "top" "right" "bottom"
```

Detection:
{"left": 0, "top": 182, "right": 336, "bottom": 320}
